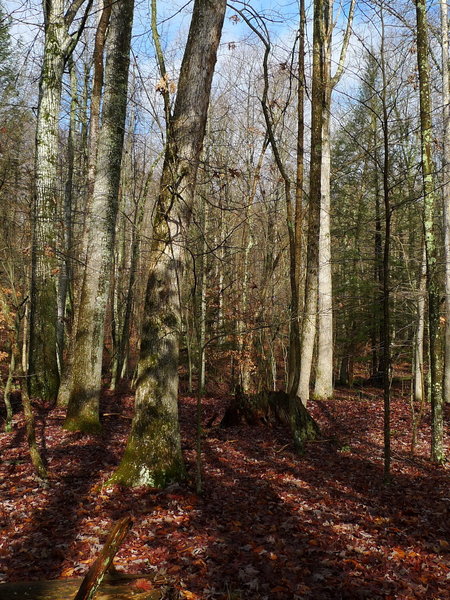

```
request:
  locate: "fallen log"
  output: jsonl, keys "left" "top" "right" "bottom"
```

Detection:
{"left": 0, "top": 574, "right": 165, "bottom": 600}
{"left": 74, "top": 516, "right": 132, "bottom": 600}
{"left": 0, "top": 517, "right": 182, "bottom": 600}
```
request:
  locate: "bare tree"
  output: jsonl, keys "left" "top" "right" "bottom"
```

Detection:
{"left": 110, "top": 0, "right": 227, "bottom": 487}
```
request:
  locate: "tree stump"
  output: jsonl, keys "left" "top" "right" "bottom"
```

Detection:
{"left": 220, "top": 388, "right": 320, "bottom": 448}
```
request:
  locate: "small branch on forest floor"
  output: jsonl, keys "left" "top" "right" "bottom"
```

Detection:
{"left": 275, "top": 443, "right": 292, "bottom": 453}
{"left": 102, "top": 413, "right": 133, "bottom": 419}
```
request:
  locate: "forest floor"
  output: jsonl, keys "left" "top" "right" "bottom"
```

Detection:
{"left": 0, "top": 383, "right": 449, "bottom": 600}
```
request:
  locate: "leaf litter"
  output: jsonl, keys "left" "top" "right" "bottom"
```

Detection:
{"left": 0, "top": 386, "right": 449, "bottom": 599}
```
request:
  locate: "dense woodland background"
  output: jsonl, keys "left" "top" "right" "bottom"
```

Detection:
{"left": 0, "top": 0, "right": 449, "bottom": 597}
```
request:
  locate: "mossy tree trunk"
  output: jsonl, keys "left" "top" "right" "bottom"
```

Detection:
{"left": 29, "top": 0, "right": 91, "bottom": 403}
{"left": 441, "top": 0, "right": 450, "bottom": 405}
{"left": 64, "top": 0, "right": 134, "bottom": 432}
{"left": 57, "top": 0, "right": 111, "bottom": 408}
{"left": 110, "top": 0, "right": 227, "bottom": 488}
{"left": 414, "top": 0, "right": 445, "bottom": 464}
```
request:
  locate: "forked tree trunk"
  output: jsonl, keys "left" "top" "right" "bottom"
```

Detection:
{"left": 64, "top": 0, "right": 134, "bottom": 432}
{"left": 109, "top": 0, "right": 227, "bottom": 487}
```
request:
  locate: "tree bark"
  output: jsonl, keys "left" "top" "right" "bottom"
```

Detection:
{"left": 30, "top": 1, "right": 69, "bottom": 402}
{"left": 314, "top": 0, "right": 355, "bottom": 400}
{"left": 414, "top": 245, "right": 427, "bottom": 402}
{"left": 29, "top": 0, "right": 91, "bottom": 402}
{"left": 74, "top": 516, "right": 132, "bottom": 600}
{"left": 287, "top": 0, "right": 305, "bottom": 395}
{"left": 414, "top": 0, "right": 445, "bottom": 464}
{"left": 64, "top": 0, "right": 134, "bottom": 432}
{"left": 57, "top": 0, "right": 111, "bottom": 408}
{"left": 297, "top": 0, "right": 324, "bottom": 406}
{"left": 109, "top": 0, "right": 227, "bottom": 487}
{"left": 441, "top": 0, "right": 450, "bottom": 405}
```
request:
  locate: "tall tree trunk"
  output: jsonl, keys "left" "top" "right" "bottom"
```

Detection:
{"left": 441, "top": 0, "right": 450, "bottom": 405}
{"left": 64, "top": 0, "right": 134, "bottom": 432}
{"left": 314, "top": 0, "right": 355, "bottom": 399}
{"left": 29, "top": 0, "right": 91, "bottom": 402}
{"left": 314, "top": 86, "right": 333, "bottom": 399}
{"left": 57, "top": 58, "right": 77, "bottom": 376}
{"left": 297, "top": 0, "right": 325, "bottom": 406}
{"left": 109, "top": 0, "right": 227, "bottom": 487}
{"left": 414, "top": 0, "right": 445, "bottom": 464}
{"left": 57, "top": 0, "right": 112, "bottom": 408}
{"left": 30, "top": 2, "right": 69, "bottom": 402}
{"left": 287, "top": 0, "right": 305, "bottom": 395}
{"left": 198, "top": 200, "right": 208, "bottom": 395}
{"left": 372, "top": 112, "right": 383, "bottom": 378}
{"left": 380, "top": 6, "right": 391, "bottom": 479}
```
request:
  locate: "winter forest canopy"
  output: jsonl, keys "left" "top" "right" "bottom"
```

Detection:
{"left": 0, "top": 0, "right": 449, "bottom": 598}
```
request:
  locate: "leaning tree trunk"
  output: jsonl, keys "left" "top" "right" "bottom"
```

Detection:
{"left": 109, "top": 0, "right": 227, "bottom": 488}
{"left": 64, "top": 0, "right": 134, "bottom": 432}
{"left": 415, "top": 0, "right": 445, "bottom": 464}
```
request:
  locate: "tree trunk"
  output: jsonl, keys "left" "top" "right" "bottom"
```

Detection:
{"left": 414, "top": 245, "right": 427, "bottom": 402}
{"left": 380, "top": 8, "right": 391, "bottom": 479}
{"left": 29, "top": 2, "right": 68, "bottom": 401}
{"left": 74, "top": 516, "right": 132, "bottom": 600}
{"left": 64, "top": 0, "right": 134, "bottom": 432}
{"left": 287, "top": 0, "right": 305, "bottom": 395}
{"left": 57, "top": 0, "right": 111, "bottom": 409}
{"left": 314, "top": 90, "right": 333, "bottom": 399}
{"left": 314, "top": 0, "right": 354, "bottom": 399}
{"left": 29, "top": 0, "right": 91, "bottom": 402}
{"left": 109, "top": 0, "right": 227, "bottom": 487}
{"left": 297, "top": 0, "right": 324, "bottom": 406}
{"left": 221, "top": 389, "right": 320, "bottom": 448}
{"left": 441, "top": 0, "right": 450, "bottom": 405}
{"left": 56, "top": 58, "right": 77, "bottom": 376}
{"left": 414, "top": 0, "right": 445, "bottom": 464}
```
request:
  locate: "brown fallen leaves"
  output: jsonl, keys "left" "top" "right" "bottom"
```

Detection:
{"left": 0, "top": 386, "right": 449, "bottom": 599}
